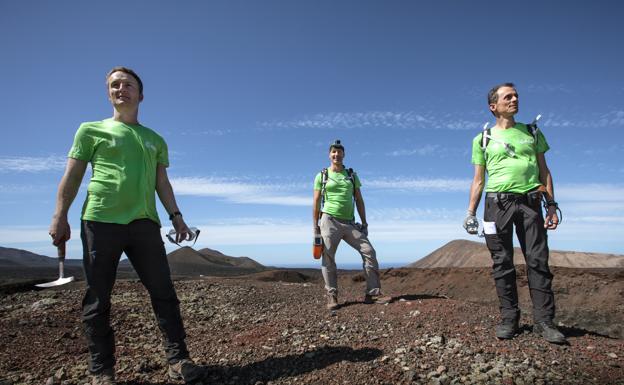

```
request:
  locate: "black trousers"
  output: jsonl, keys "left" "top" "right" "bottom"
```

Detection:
{"left": 81, "top": 219, "right": 189, "bottom": 374}
{"left": 483, "top": 193, "right": 555, "bottom": 323}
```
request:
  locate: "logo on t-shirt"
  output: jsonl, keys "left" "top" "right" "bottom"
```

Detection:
{"left": 145, "top": 141, "right": 157, "bottom": 152}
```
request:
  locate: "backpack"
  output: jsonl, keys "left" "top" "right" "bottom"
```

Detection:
{"left": 481, "top": 114, "right": 542, "bottom": 162}
{"left": 320, "top": 167, "right": 355, "bottom": 209}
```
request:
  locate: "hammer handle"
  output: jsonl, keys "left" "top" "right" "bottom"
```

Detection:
{"left": 58, "top": 242, "right": 66, "bottom": 262}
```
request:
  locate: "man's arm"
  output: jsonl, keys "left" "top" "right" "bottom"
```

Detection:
{"left": 155, "top": 164, "right": 191, "bottom": 242}
{"left": 353, "top": 188, "right": 368, "bottom": 227}
{"left": 49, "top": 158, "right": 88, "bottom": 246}
{"left": 467, "top": 164, "right": 486, "bottom": 215}
{"left": 537, "top": 153, "right": 559, "bottom": 230}
{"left": 313, "top": 189, "right": 321, "bottom": 234}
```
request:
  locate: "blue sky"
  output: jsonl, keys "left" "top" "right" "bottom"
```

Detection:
{"left": 1, "top": 1, "right": 623, "bottom": 267}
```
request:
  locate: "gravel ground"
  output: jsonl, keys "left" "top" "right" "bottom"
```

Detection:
{"left": 0, "top": 271, "right": 622, "bottom": 385}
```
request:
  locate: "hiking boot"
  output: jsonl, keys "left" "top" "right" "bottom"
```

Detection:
{"left": 168, "top": 358, "right": 204, "bottom": 383}
{"left": 363, "top": 294, "right": 392, "bottom": 304}
{"left": 326, "top": 294, "right": 339, "bottom": 310}
{"left": 91, "top": 368, "right": 115, "bottom": 385}
{"left": 534, "top": 320, "right": 567, "bottom": 344}
{"left": 495, "top": 319, "right": 519, "bottom": 339}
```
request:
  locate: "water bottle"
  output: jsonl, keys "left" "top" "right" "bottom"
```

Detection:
{"left": 313, "top": 234, "right": 323, "bottom": 259}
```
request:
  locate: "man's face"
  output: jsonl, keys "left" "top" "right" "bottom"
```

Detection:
{"left": 490, "top": 86, "right": 519, "bottom": 118}
{"left": 329, "top": 147, "right": 345, "bottom": 165}
{"left": 107, "top": 71, "right": 143, "bottom": 108}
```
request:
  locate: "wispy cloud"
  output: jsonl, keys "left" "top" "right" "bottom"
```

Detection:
{"left": 170, "top": 175, "right": 472, "bottom": 207}
{"left": 0, "top": 155, "right": 66, "bottom": 173}
{"left": 386, "top": 144, "right": 441, "bottom": 157}
{"left": 525, "top": 84, "right": 574, "bottom": 94}
{"left": 368, "top": 207, "right": 464, "bottom": 221}
{"left": 180, "top": 129, "right": 233, "bottom": 136}
{"left": 367, "top": 177, "right": 470, "bottom": 192}
{"left": 171, "top": 177, "right": 309, "bottom": 206}
{"left": 541, "top": 109, "right": 624, "bottom": 129}
{"left": 0, "top": 184, "right": 39, "bottom": 193}
{"left": 260, "top": 111, "right": 482, "bottom": 131}
{"left": 557, "top": 183, "right": 624, "bottom": 202}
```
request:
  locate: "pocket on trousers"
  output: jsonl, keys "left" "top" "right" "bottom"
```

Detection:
{"left": 484, "top": 233, "right": 504, "bottom": 252}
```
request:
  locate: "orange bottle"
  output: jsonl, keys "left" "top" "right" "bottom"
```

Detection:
{"left": 313, "top": 235, "right": 323, "bottom": 259}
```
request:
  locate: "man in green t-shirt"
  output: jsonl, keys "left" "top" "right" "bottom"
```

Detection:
{"left": 463, "top": 83, "right": 566, "bottom": 344}
{"left": 49, "top": 67, "right": 204, "bottom": 384}
{"left": 313, "top": 140, "right": 390, "bottom": 310}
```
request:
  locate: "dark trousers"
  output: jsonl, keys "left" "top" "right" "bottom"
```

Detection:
{"left": 81, "top": 219, "right": 189, "bottom": 374}
{"left": 483, "top": 193, "right": 555, "bottom": 323}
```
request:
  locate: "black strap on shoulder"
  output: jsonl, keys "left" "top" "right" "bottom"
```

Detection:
{"left": 526, "top": 122, "right": 540, "bottom": 148}
{"left": 481, "top": 127, "right": 491, "bottom": 162}
{"left": 320, "top": 168, "right": 328, "bottom": 209}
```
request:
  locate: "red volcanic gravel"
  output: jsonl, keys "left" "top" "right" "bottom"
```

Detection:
{"left": 0, "top": 269, "right": 622, "bottom": 385}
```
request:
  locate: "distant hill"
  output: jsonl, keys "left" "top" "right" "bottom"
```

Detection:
{"left": 0, "top": 245, "right": 266, "bottom": 280}
{"left": 167, "top": 246, "right": 266, "bottom": 276}
{"left": 409, "top": 239, "right": 624, "bottom": 268}
{"left": 0, "top": 246, "right": 81, "bottom": 267}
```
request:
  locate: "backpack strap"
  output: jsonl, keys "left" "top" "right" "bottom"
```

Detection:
{"left": 481, "top": 122, "right": 491, "bottom": 163}
{"left": 526, "top": 114, "right": 542, "bottom": 148}
{"left": 320, "top": 168, "right": 328, "bottom": 209}
{"left": 346, "top": 168, "right": 354, "bottom": 182}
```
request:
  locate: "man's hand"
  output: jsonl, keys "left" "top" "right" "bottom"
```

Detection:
{"left": 358, "top": 222, "right": 369, "bottom": 237}
{"left": 544, "top": 206, "right": 559, "bottom": 230}
{"left": 49, "top": 215, "right": 71, "bottom": 246}
{"left": 463, "top": 214, "right": 479, "bottom": 234}
{"left": 172, "top": 216, "right": 192, "bottom": 242}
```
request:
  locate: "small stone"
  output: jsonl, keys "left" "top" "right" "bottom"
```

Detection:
{"left": 54, "top": 367, "right": 66, "bottom": 381}
{"left": 607, "top": 353, "right": 618, "bottom": 359}
{"left": 436, "top": 365, "right": 447, "bottom": 374}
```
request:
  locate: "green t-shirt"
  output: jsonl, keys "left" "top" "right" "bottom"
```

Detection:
{"left": 471, "top": 123, "right": 549, "bottom": 193}
{"left": 68, "top": 119, "right": 169, "bottom": 225}
{"left": 314, "top": 169, "right": 362, "bottom": 220}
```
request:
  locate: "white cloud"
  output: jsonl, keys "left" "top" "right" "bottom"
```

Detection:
{"left": 260, "top": 111, "right": 481, "bottom": 131}
{"left": 0, "top": 225, "right": 78, "bottom": 244}
{"left": 557, "top": 183, "right": 624, "bottom": 202}
{"left": 525, "top": 84, "right": 573, "bottom": 94}
{"left": 386, "top": 144, "right": 441, "bottom": 157}
{"left": 0, "top": 155, "right": 66, "bottom": 173}
{"left": 366, "top": 177, "right": 471, "bottom": 192}
{"left": 0, "top": 184, "right": 38, "bottom": 193}
{"left": 170, "top": 175, "right": 471, "bottom": 208}
{"left": 171, "top": 177, "right": 310, "bottom": 206}
{"left": 180, "top": 129, "right": 232, "bottom": 136}
{"left": 368, "top": 207, "right": 464, "bottom": 221}
{"left": 541, "top": 110, "right": 624, "bottom": 130}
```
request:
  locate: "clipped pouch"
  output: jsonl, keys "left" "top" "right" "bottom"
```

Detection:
{"left": 483, "top": 221, "right": 497, "bottom": 235}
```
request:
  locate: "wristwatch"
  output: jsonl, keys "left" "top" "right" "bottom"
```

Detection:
{"left": 169, "top": 211, "right": 182, "bottom": 220}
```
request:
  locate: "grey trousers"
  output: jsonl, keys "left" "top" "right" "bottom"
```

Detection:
{"left": 319, "top": 213, "right": 381, "bottom": 296}
{"left": 483, "top": 194, "right": 555, "bottom": 323}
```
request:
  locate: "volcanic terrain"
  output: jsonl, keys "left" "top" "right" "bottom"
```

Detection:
{"left": 0, "top": 242, "right": 622, "bottom": 384}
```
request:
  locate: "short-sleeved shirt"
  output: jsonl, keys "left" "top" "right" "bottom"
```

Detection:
{"left": 314, "top": 169, "right": 362, "bottom": 220}
{"left": 471, "top": 123, "right": 549, "bottom": 194}
{"left": 68, "top": 119, "right": 169, "bottom": 225}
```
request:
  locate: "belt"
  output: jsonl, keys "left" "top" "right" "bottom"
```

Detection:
{"left": 486, "top": 192, "right": 527, "bottom": 201}
{"left": 322, "top": 213, "right": 354, "bottom": 224}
